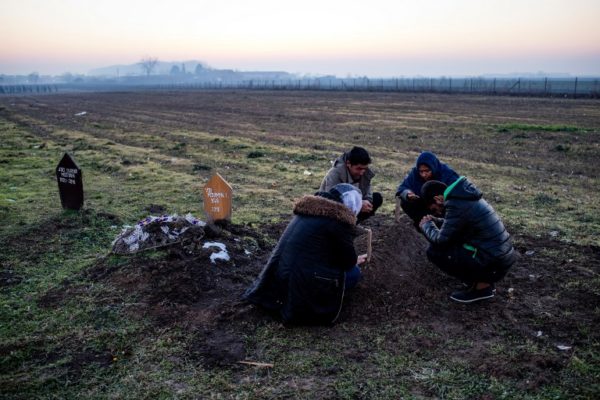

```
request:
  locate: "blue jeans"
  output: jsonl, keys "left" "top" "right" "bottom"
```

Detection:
{"left": 345, "top": 265, "right": 363, "bottom": 289}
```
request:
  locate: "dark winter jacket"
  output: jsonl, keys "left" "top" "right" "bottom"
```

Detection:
{"left": 396, "top": 151, "right": 459, "bottom": 200}
{"left": 320, "top": 152, "right": 375, "bottom": 202}
{"left": 243, "top": 194, "right": 358, "bottom": 325}
{"left": 420, "top": 177, "right": 517, "bottom": 268}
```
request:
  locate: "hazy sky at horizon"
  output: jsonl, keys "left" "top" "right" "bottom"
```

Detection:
{"left": 1, "top": 0, "right": 599, "bottom": 77}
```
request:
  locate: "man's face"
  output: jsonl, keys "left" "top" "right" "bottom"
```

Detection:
{"left": 418, "top": 164, "right": 433, "bottom": 181}
{"left": 428, "top": 195, "right": 445, "bottom": 216}
{"left": 346, "top": 161, "right": 369, "bottom": 181}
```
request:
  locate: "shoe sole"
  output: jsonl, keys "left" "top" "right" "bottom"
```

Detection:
{"left": 450, "top": 293, "right": 495, "bottom": 303}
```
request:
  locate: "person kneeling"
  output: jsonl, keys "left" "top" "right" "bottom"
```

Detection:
{"left": 418, "top": 177, "right": 517, "bottom": 303}
{"left": 244, "top": 183, "right": 367, "bottom": 325}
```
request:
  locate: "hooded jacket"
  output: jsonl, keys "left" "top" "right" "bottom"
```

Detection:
{"left": 244, "top": 194, "right": 358, "bottom": 325}
{"left": 396, "top": 151, "right": 459, "bottom": 200}
{"left": 319, "top": 152, "right": 375, "bottom": 202}
{"left": 421, "top": 177, "right": 516, "bottom": 268}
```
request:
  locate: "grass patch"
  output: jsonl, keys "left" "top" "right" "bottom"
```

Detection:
{"left": 496, "top": 123, "right": 584, "bottom": 133}
{"left": 247, "top": 150, "right": 265, "bottom": 158}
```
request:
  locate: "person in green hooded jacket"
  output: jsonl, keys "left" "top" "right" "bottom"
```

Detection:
{"left": 418, "top": 176, "right": 517, "bottom": 303}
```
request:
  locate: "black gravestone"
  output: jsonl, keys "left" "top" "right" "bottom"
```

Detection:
{"left": 56, "top": 153, "right": 84, "bottom": 210}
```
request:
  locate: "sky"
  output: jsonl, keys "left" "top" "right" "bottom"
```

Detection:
{"left": 1, "top": 0, "right": 599, "bottom": 77}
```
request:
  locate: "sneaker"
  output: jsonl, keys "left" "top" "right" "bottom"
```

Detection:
{"left": 460, "top": 282, "right": 496, "bottom": 291}
{"left": 450, "top": 285, "right": 495, "bottom": 303}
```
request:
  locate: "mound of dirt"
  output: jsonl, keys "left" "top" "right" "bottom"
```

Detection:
{"left": 88, "top": 220, "right": 278, "bottom": 326}
{"left": 343, "top": 214, "right": 435, "bottom": 322}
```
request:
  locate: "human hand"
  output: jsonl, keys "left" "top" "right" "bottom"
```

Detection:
{"left": 407, "top": 192, "right": 420, "bottom": 201}
{"left": 361, "top": 200, "right": 373, "bottom": 213}
{"left": 419, "top": 215, "right": 433, "bottom": 228}
{"left": 357, "top": 253, "right": 368, "bottom": 265}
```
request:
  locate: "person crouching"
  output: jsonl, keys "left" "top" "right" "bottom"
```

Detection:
{"left": 418, "top": 177, "right": 517, "bottom": 303}
{"left": 244, "top": 183, "right": 367, "bottom": 325}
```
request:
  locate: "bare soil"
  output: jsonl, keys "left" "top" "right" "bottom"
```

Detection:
{"left": 35, "top": 211, "right": 599, "bottom": 389}
{"left": 3, "top": 90, "right": 600, "bottom": 178}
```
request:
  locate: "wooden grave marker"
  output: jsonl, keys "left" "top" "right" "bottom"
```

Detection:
{"left": 203, "top": 173, "right": 232, "bottom": 222}
{"left": 56, "top": 153, "right": 84, "bottom": 210}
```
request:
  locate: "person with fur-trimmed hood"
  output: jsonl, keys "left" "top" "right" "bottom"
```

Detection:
{"left": 418, "top": 177, "right": 517, "bottom": 303}
{"left": 244, "top": 184, "right": 367, "bottom": 325}
{"left": 396, "top": 151, "right": 459, "bottom": 225}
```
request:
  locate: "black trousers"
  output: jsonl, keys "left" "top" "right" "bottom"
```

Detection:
{"left": 426, "top": 244, "right": 509, "bottom": 284}
{"left": 357, "top": 192, "right": 383, "bottom": 223}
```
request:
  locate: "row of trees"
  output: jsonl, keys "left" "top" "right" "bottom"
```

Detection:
{"left": 138, "top": 57, "right": 206, "bottom": 77}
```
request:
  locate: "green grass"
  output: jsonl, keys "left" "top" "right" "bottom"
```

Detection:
{"left": 496, "top": 123, "right": 585, "bottom": 133}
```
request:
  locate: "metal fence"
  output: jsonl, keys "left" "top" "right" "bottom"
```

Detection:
{"left": 0, "top": 84, "right": 59, "bottom": 94}
{"left": 1, "top": 77, "right": 599, "bottom": 97}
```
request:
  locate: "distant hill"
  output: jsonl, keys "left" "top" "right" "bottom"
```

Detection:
{"left": 87, "top": 60, "right": 297, "bottom": 82}
{"left": 88, "top": 60, "right": 208, "bottom": 77}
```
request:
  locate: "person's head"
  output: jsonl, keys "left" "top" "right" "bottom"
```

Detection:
{"left": 418, "top": 164, "right": 433, "bottom": 181}
{"left": 345, "top": 146, "right": 371, "bottom": 180}
{"left": 329, "top": 183, "right": 362, "bottom": 216}
{"left": 415, "top": 151, "right": 441, "bottom": 182}
{"left": 421, "top": 180, "right": 447, "bottom": 216}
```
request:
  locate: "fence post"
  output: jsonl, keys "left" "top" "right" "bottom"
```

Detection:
{"left": 573, "top": 77, "right": 578, "bottom": 98}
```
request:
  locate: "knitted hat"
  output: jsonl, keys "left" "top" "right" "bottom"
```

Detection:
{"left": 421, "top": 180, "right": 447, "bottom": 204}
{"left": 330, "top": 183, "right": 362, "bottom": 215}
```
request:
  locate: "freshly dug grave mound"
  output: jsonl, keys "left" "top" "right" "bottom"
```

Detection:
{"left": 88, "top": 219, "right": 277, "bottom": 326}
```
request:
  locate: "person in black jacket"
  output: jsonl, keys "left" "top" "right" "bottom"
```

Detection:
{"left": 244, "top": 183, "right": 367, "bottom": 325}
{"left": 418, "top": 177, "right": 517, "bottom": 303}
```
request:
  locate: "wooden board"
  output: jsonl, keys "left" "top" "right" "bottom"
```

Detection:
{"left": 203, "top": 173, "right": 233, "bottom": 221}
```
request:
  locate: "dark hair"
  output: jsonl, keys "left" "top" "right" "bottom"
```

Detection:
{"left": 421, "top": 180, "right": 447, "bottom": 204}
{"left": 346, "top": 146, "right": 371, "bottom": 165}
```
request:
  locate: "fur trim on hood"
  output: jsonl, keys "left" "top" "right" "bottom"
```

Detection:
{"left": 293, "top": 195, "right": 357, "bottom": 226}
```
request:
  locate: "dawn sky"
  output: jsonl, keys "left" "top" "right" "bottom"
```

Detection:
{"left": 1, "top": 0, "right": 599, "bottom": 77}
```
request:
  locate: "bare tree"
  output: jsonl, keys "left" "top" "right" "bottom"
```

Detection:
{"left": 139, "top": 57, "right": 159, "bottom": 77}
